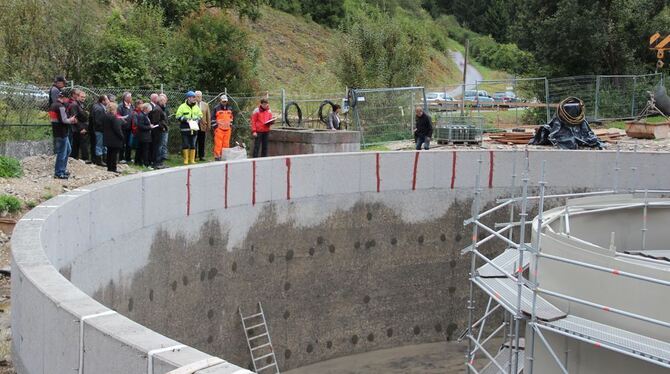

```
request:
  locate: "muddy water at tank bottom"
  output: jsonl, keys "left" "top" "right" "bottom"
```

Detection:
{"left": 283, "top": 341, "right": 499, "bottom": 374}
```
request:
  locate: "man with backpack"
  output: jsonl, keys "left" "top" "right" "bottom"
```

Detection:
{"left": 48, "top": 92, "right": 77, "bottom": 179}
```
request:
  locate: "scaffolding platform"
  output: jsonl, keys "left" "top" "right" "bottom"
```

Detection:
{"left": 473, "top": 277, "right": 566, "bottom": 322}
{"left": 537, "top": 315, "right": 670, "bottom": 368}
{"left": 478, "top": 247, "right": 532, "bottom": 278}
{"left": 480, "top": 347, "right": 525, "bottom": 374}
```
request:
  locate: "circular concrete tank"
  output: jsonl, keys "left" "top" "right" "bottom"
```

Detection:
{"left": 11, "top": 150, "right": 670, "bottom": 373}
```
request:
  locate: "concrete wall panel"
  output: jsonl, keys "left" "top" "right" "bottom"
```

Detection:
{"left": 144, "top": 171, "right": 189, "bottom": 226}
{"left": 226, "top": 161, "right": 253, "bottom": 208}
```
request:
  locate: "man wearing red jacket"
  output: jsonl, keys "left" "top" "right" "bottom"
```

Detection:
{"left": 250, "top": 98, "right": 274, "bottom": 158}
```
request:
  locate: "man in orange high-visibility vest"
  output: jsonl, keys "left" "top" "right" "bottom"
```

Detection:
{"left": 211, "top": 95, "right": 234, "bottom": 161}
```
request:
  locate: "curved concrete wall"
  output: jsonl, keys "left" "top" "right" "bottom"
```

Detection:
{"left": 12, "top": 150, "right": 670, "bottom": 374}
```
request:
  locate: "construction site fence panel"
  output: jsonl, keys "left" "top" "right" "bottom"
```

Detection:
{"left": 0, "top": 74, "right": 666, "bottom": 146}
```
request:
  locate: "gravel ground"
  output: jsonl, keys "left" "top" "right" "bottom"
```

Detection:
{"left": 0, "top": 155, "right": 134, "bottom": 205}
{"left": 385, "top": 131, "right": 670, "bottom": 152}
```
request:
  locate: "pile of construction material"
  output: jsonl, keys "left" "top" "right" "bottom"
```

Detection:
{"left": 489, "top": 130, "right": 534, "bottom": 144}
{"left": 489, "top": 128, "right": 624, "bottom": 145}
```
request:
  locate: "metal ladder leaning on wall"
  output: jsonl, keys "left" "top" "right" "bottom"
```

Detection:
{"left": 239, "top": 302, "right": 281, "bottom": 374}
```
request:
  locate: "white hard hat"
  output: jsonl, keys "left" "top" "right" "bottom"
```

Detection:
{"left": 221, "top": 94, "right": 228, "bottom": 101}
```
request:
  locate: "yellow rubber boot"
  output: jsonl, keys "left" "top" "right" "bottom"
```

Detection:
{"left": 182, "top": 149, "right": 189, "bottom": 165}
{"left": 189, "top": 149, "right": 196, "bottom": 164}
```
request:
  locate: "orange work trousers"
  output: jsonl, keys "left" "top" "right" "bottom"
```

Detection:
{"left": 213, "top": 127, "right": 231, "bottom": 158}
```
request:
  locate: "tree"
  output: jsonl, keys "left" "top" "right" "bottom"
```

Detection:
{"left": 86, "top": 5, "right": 172, "bottom": 86}
{"left": 512, "top": 0, "right": 665, "bottom": 76}
{"left": 169, "top": 10, "right": 259, "bottom": 93}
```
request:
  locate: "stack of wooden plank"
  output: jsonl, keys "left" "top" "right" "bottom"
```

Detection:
{"left": 593, "top": 128, "right": 625, "bottom": 143}
{"left": 488, "top": 130, "right": 535, "bottom": 144}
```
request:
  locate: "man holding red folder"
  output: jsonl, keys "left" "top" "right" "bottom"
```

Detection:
{"left": 250, "top": 98, "right": 275, "bottom": 157}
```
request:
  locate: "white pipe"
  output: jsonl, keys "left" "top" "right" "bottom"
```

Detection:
{"left": 78, "top": 310, "right": 117, "bottom": 374}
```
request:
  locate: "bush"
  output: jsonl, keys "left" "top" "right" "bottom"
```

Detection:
{"left": 0, "top": 156, "right": 22, "bottom": 178}
{"left": 169, "top": 11, "right": 259, "bottom": 94}
{"left": 0, "top": 195, "right": 22, "bottom": 214}
{"left": 338, "top": 7, "right": 429, "bottom": 88}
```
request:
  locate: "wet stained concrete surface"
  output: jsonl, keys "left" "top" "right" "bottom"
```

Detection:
{"left": 87, "top": 190, "right": 546, "bottom": 371}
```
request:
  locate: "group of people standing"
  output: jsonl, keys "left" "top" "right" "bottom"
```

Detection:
{"left": 48, "top": 77, "right": 174, "bottom": 178}
{"left": 47, "top": 76, "right": 289, "bottom": 179}
{"left": 47, "top": 77, "right": 245, "bottom": 179}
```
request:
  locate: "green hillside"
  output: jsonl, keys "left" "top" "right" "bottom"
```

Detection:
{"left": 233, "top": 6, "right": 505, "bottom": 94}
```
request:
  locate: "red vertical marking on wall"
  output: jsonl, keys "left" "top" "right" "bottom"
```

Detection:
{"left": 376, "top": 153, "right": 381, "bottom": 193}
{"left": 285, "top": 157, "right": 292, "bottom": 200}
{"left": 412, "top": 152, "right": 420, "bottom": 191}
{"left": 252, "top": 160, "right": 256, "bottom": 206}
{"left": 450, "top": 151, "right": 457, "bottom": 189}
{"left": 488, "top": 150, "right": 495, "bottom": 188}
{"left": 224, "top": 163, "right": 229, "bottom": 209}
{"left": 186, "top": 169, "right": 192, "bottom": 216}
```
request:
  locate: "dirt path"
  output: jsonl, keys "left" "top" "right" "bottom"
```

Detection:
{"left": 448, "top": 51, "right": 483, "bottom": 97}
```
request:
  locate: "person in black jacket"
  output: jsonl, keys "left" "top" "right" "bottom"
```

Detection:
{"left": 148, "top": 94, "right": 167, "bottom": 169}
{"left": 90, "top": 95, "right": 109, "bottom": 166}
{"left": 413, "top": 106, "right": 433, "bottom": 150}
{"left": 117, "top": 92, "right": 134, "bottom": 163}
{"left": 102, "top": 102, "right": 124, "bottom": 173}
{"left": 67, "top": 89, "right": 91, "bottom": 162}
{"left": 135, "top": 103, "right": 156, "bottom": 167}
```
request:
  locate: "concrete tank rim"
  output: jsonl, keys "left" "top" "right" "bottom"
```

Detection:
{"left": 10, "top": 148, "right": 667, "bottom": 374}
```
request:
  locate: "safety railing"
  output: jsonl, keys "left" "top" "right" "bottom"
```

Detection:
{"left": 462, "top": 149, "right": 670, "bottom": 374}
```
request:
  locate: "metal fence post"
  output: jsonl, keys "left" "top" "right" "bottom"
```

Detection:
{"left": 593, "top": 75, "right": 600, "bottom": 121}
{"left": 410, "top": 93, "right": 415, "bottom": 135}
{"left": 631, "top": 76, "right": 637, "bottom": 118}
{"left": 475, "top": 80, "right": 480, "bottom": 115}
{"left": 544, "top": 78, "right": 550, "bottom": 123}
{"left": 160, "top": 84, "right": 164, "bottom": 95}
{"left": 281, "top": 88, "right": 286, "bottom": 126}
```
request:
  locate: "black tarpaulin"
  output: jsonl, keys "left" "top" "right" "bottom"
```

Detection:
{"left": 530, "top": 97, "right": 604, "bottom": 150}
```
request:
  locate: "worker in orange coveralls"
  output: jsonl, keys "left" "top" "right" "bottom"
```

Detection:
{"left": 211, "top": 95, "right": 234, "bottom": 161}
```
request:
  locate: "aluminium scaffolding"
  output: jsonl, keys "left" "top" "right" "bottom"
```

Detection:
{"left": 461, "top": 150, "right": 670, "bottom": 374}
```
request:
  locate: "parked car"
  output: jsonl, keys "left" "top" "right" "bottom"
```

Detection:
{"left": 426, "top": 92, "right": 455, "bottom": 107}
{"left": 0, "top": 82, "right": 49, "bottom": 110}
{"left": 493, "top": 91, "right": 517, "bottom": 103}
{"left": 463, "top": 90, "right": 495, "bottom": 107}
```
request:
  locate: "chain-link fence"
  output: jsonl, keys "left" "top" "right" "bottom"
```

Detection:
{"left": 0, "top": 74, "right": 666, "bottom": 148}
{"left": 427, "top": 78, "right": 550, "bottom": 129}
{"left": 349, "top": 86, "right": 426, "bottom": 145}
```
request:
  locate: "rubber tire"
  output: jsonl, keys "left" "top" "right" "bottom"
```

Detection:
{"left": 283, "top": 101, "right": 303, "bottom": 127}
{"left": 318, "top": 100, "right": 336, "bottom": 125}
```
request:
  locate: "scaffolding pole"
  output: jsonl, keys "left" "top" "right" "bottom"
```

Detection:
{"left": 465, "top": 158, "right": 484, "bottom": 372}
{"left": 528, "top": 161, "right": 547, "bottom": 374}
{"left": 512, "top": 157, "right": 531, "bottom": 374}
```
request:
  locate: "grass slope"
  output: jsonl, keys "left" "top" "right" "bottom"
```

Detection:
{"left": 234, "top": 7, "right": 507, "bottom": 94}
